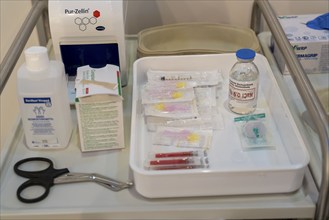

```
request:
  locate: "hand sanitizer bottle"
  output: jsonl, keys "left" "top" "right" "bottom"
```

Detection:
{"left": 228, "top": 48, "right": 259, "bottom": 115}
{"left": 17, "top": 46, "right": 73, "bottom": 149}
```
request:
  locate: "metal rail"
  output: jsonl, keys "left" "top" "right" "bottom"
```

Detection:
{"left": 0, "top": 0, "right": 48, "bottom": 94}
{"left": 251, "top": 1, "right": 329, "bottom": 219}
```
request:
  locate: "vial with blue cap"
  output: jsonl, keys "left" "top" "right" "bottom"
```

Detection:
{"left": 228, "top": 48, "right": 259, "bottom": 115}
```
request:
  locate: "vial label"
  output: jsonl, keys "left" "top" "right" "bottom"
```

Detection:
{"left": 229, "top": 78, "right": 259, "bottom": 114}
{"left": 22, "top": 97, "right": 59, "bottom": 147}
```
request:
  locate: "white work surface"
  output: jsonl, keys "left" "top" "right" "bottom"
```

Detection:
{"left": 0, "top": 36, "right": 317, "bottom": 220}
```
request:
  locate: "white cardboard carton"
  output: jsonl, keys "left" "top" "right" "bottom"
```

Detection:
{"left": 75, "top": 65, "right": 125, "bottom": 152}
{"left": 273, "top": 14, "right": 329, "bottom": 74}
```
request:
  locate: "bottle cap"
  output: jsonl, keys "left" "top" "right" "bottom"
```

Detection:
{"left": 24, "top": 46, "right": 49, "bottom": 71}
{"left": 236, "top": 48, "right": 256, "bottom": 61}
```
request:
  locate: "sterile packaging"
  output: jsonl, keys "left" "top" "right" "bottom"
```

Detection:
{"left": 141, "top": 87, "right": 195, "bottom": 104}
{"left": 144, "top": 81, "right": 197, "bottom": 90}
{"left": 145, "top": 116, "right": 173, "bottom": 132}
{"left": 234, "top": 113, "right": 274, "bottom": 151}
{"left": 147, "top": 69, "right": 223, "bottom": 86}
{"left": 75, "top": 65, "right": 125, "bottom": 152}
{"left": 144, "top": 156, "right": 209, "bottom": 170}
{"left": 146, "top": 111, "right": 224, "bottom": 132}
{"left": 145, "top": 150, "right": 209, "bottom": 170}
{"left": 197, "top": 106, "right": 225, "bottom": 130}
{"left": 144, "top": 100, "right": 199, "bottom": 118}
{"left": 150, "top": 150, "right": 207, "bottom": 158}
{"left": 153, "top": 126, "right": 213, "bottom": 149}
{"left": 273, "top": 14, "right": 329, "bottom": 74}
{"left": 194, "top": 86, "right": 218, "bottom": 107}
{"left": 145, "top": 116, "right": 214, "bottom": 132}
{"left": 166, "top": 117, "right": 214, "bottom": 130}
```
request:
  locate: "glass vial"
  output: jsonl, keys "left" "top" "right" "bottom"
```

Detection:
{"left": 228, "top": 48, "right": 259, "bottom": 115}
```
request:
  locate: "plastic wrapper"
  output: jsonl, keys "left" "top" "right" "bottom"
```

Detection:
{"left": 145, "top": 150, "right": 209, "bottom": 170}
{"left": 141, "top": 87, "right": 195, "bottom": 104}
{"left": 234, "top": 113, "right": 275, "bottom": 150}
{"left": 194, "top": 86, "right": 218, "bottom": 107}
{"left": 145, "top": 106, "right": 224, "bottom": 132}
{"left": 144, "top": 100, "right": 199, "bottom": 118}
{"left": 144, "top": 81, "right": 197, "bottom": 90}
{"left": 153, "top": 126, "right": 213, "bottom": 149}
{"left": 147, "top": 69, "right": 223, "bottom": 87}
{"left": 151, "top": 150, "right": 207, "bottom": 158}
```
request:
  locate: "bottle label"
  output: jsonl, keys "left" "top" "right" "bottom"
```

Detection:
{"left": 229, "top": 79, "right": 259, "bottom": 104}
{"left": 22, "top": 97, "right": 59, "bottom": 147}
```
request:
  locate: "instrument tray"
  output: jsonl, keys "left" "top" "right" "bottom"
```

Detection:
{"left": 129, "top": 54, "right": 310, "bottom": 198}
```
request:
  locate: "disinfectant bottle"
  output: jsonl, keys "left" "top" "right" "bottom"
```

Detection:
{"left": 228, "top": 48, "right": 259, "bottom": 115}
{"left": 17, "top": 46, "right": 73, "bottom": 149}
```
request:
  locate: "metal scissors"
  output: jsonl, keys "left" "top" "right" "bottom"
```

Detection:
{"left": 14, "top": 157, "right": 133, "bottom": 203}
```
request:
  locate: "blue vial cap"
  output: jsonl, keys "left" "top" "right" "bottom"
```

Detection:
{"left": 236, "top": 48, "right": 256, "bottom": 60}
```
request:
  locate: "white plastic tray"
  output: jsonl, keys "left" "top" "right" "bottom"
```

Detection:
{"left": 130, "top": 53, "right": 310, "bottom": 198}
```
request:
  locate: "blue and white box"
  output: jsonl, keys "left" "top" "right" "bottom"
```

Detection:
{"left": 273, "top": 14, "right": 329, "bottom": 74}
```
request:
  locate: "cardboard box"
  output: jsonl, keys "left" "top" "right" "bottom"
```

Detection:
{"left": 75, "top": 65, "right": 124, "bottom": 152}
{"left": 273, "top": 14, "right": 329, "bottom": 74}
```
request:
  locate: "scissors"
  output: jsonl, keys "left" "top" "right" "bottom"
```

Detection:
{"left": 14, "top": 157, "right": 133, "bottom": 203}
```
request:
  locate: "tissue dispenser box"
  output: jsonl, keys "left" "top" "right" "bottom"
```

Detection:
{"left": 273, "top": 14, "right": 329, "bottom": 74}
{"left": 75, "top": 65, "right": 125, "bottom": 152}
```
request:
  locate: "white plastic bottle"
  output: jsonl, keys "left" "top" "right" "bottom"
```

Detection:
{"left": 17, "top": 46, "right": 73, "bottom": 149}
{"left": 228, "top": 48, "right": 259, "bottom": 115}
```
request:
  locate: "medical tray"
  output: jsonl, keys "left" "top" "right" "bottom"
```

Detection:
{"left": 129, "top": 53, "right": 310, "bottom": 198}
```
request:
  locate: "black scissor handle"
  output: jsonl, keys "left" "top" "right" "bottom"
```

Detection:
{"left": 14, "top": 157, "right": 69, "bottom": 203}
{"left": 14, "top": 157, "right": 54, "bottom": 178}
{"left": 16, "top": 178, "right": 52, "bottom": 203}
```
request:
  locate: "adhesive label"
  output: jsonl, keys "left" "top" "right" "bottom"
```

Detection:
{"left": 229, "top": 79, "right": 259, "bottom": 102}
{"left": 22, "top": 96, "right": 58, "bottom": 147}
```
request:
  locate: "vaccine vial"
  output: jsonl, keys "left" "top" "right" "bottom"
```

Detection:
{"left": 228, "top": 48, "right": 259, "bottom": 115}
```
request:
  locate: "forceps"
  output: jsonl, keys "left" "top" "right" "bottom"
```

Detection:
{"left": 14, "top": 157, "right": 133, "bottom": 203}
